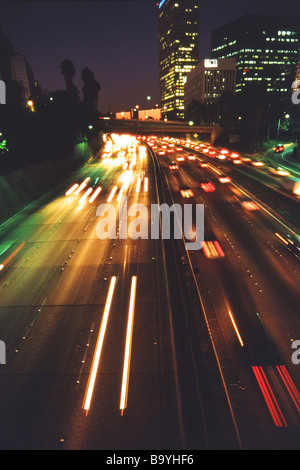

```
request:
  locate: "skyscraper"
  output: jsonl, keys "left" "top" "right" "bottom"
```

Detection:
{"left": 158, "top": 0, "right": 200, "bottom": 120}
{"left": 184, "top": 58, "right": 236, "bottom": 111}
{"left": 211, "top": 14, "right": 300, "bottom": 99}
{"left": 10, "top": 53, "right": 37, "bottom": 103}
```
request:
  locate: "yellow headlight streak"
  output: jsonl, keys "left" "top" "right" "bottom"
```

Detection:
{"left": 117, "top": 184, "right": 126, "bottom": 202}
{"left": 89, "top": 186, "right": 102, "bottom": 203}
{"left": 144, "top": 177, "right": 149, "bottom": 192}
{"left": 228, "top": 310, "right": 244, "bottom": 347}
{"left": 82, "top": 276, "right": 117, "bottom": 415}
{"left": 65, "top": 183, "right": 79, "bottom": 196}
{"left": 107, "top": 186, "right": 118, "bottom": 203}
{"left": 136, "top": 175, "right": 141, "bottom": 193}
{"left": 79, "top": 187, "right": 93, "bottom": 204}
{"left": 275, "top": 232, "right": 289, "bottom": 245}
{"left": 120, "top": 276, "right": 137, "bottom": 415}
{"left": 74, "top": 182, "right": 87, "bottom": 195}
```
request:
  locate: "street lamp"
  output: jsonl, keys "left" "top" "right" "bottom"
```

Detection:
{"left": 27, "top": 100, "right": 34, "bottom": 112}
{"left": 276, "top": 113, "right": 289, "bottom": 140}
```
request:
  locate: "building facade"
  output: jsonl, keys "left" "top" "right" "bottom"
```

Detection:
{"left": 115, "top": 108, "right": 161, "bottom": 120}
{"left": 211, "top": 15, "right": 300, "bottom": 98}
{"left": 10, "top": 53, "right": 37, "bottom": 103}
{"left": 184, "top": 57, "right": 236, "bottom": 111}
{"left": 158, "top": 0, "right": 200, "bottom": 120}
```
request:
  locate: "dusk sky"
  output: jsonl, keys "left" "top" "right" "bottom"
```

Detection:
{"left": 1, "top": 0, "right": 299, "bottom": 113}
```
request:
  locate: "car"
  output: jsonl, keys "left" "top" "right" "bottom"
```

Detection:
{"left": 250, "top": 160, "right": 264, "bottom": 167}
{"left": 240, "top": 199, "right": 259, "bottom": 211}
{"left": 218, "top": 176, "right": 232, "bottom": 183}
{"left": 180, "top": 187, "right": 194, "bottom": 198}
{"left": 230, "top": 152, "right": 240, "bottom": 159}
{"left": 202, "top": 240, "right": 225, "bottom": 258}
{"left": 169, "top": 162, "right": 179, "bottom": 170}
{"left": 201, "top": 182, "right": 215, "bottom": 192}
{"left": 275, "top": 232, "right": 300, "bottom": 254}
{"left": 269, "top": 167, "right": 290, "bottom": 176}
{"left": 273, "top": 145, "right": 284, "bottom": 153}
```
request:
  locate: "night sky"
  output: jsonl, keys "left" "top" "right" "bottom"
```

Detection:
{"left": 0, "top": 0, "right": 299, "bottom": 113}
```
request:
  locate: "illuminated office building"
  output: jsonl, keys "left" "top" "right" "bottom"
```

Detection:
{"left": 158, "top": 0, "right": 200, "bottom": 120}
{"left": 295, "top": 47, "right": 300, "bottom": 84}
{"left": 211, "top": 15, "right": 300, "bottom": 98}
{"left": 184, "top": 58, "right": 236, "bottom": 111}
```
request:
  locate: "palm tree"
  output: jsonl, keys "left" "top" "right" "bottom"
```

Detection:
{"left": 60, "top": 59, "right": 79, "bottom": 100}
{"left": 81, "top": 67, "right": 101, "bottom": 116}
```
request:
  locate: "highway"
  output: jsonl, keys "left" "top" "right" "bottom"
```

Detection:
{"left": 156, "top": 137, "right": 300, "bottom": 449}
{"left": 0, "top": 133, "right": 299, "bottom": 450}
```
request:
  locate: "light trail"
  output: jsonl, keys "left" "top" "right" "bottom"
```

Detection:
{"left": 82, "top": 276, "right": 117, "bottom": 415}
{"left": 136, "top": 175, "right": 141, "bottom": 193}
{"left": 117, "top": 184, "right": 126, "bottom": 202}
{"left": 65, "top": 183, "right": 79, "bottom": 196}
{"left": 74, "top": 182, "right": 87, "bottom": 195}
{"left": 107, "top": 186, "right": 118, "bottom": 203}
{"left": 276, "top": 365, "right": 300, "bottom": 413}
{"left": 120, "top": 276, "right": 137, "bottom": 415}
{"left": 275, "top": 232, "right": 289, "bottom": 245}
{"left": 228, "top": 310, "right": 244, "bottom": 347}
{"left": 144, "top": 177, "right": 149, "bottom": 192}
{"left": 79, "top": 187, "right": 93, "bottom": 204}
{"left": 89, "top": 186, "right": 102, "bottom": 203}
{"left": 0, "top": 242, "right": 25, "bottom": 271}
{"left": 252, "top": 366, "right": 287, "bottom": 427}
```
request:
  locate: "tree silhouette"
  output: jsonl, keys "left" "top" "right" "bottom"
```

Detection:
{"left": 81, "top": 67, "right": 101, "bottom": 118}
{"left": 60, "top": 59, "right": 79, "bottom": 101}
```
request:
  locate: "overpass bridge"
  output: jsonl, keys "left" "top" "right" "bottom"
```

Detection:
{"left": 97, "top": 118, "right": 224, "bottom": 144}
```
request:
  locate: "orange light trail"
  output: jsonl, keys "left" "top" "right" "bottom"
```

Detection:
{"left": 65, "top": 183, "right": 79, "bottom": 196}
{"left": 82, "top": 276, "right": 117, "bottom": 414}
{"left": 0, "top": 242, "right": 25, "bottom": 271}
{"left": 275, "top": 232, "right": 289, "bottom": 245}
{"left": 107, "top": 186, "right": 118, "bottom": 202}
{"left": 144, "top": 177, "right": 149, "bottom": 192}
{"left": 89, "top": 187, "right": 102, "bottom": 203}
{"left": 136, "top": 175, "right": 141, "bottom": 193}
{"left": 79, "top": 187, "right": 93, "bottom": 204}
{"left": 228, "top": 310, "right": 244, "bottom": 347}
{"left": 74, "top": 182, "right": 87, "bottom": 195}
{"left": 117, "top": 184, "right": 126, "bottom": 202}
{"left": 74, "top": 178, "right": 91, "bottom": 195}
{"left": 120, "top": 276, "right": 137, "bottom": 415}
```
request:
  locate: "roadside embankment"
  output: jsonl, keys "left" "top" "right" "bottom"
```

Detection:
{"left": 0, "top": 138, "right": 102, "bottom": 225}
